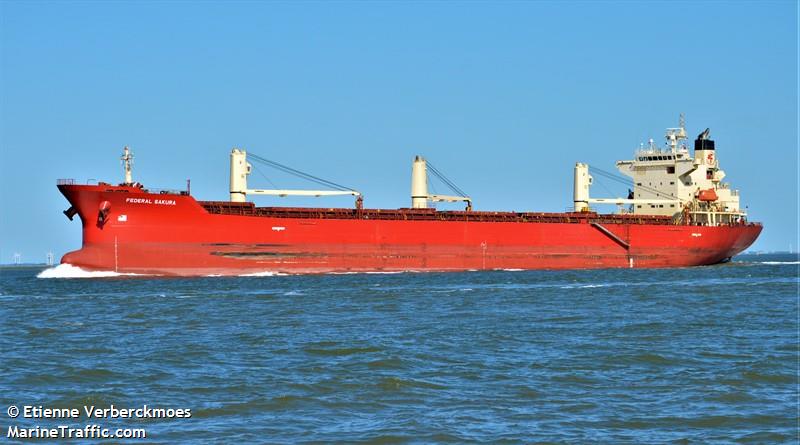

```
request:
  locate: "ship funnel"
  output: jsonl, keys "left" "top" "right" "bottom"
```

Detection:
{"left": 694, "top": 128, "right": 715, "bottom": 151}
{"left": 694, "top": 128, "right": 716, "bottom": 166}
{"left": 411, "top": 155, "right": 429, "bottom": 209}
{"left": 230, "top": 148, "right": 251, "bottom": 202}
{"left": 573, "top": 162, "right": 592, "bottom": 212}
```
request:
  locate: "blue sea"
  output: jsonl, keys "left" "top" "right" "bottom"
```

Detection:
{"left": 1, "top": 254, "right": 798, "bottom": 444}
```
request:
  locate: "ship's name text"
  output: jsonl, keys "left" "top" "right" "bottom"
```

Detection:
{"left": 125, "top": 198, "right": 177, "bottom": 206}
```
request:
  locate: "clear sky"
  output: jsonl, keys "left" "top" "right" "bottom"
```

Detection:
{"left": 0, "top": 1, "right": 797, "bottom": 263}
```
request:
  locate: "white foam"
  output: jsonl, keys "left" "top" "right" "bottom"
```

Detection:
{"left": 238, "top": 271, "right": 287, "bottom": 277}
{"left": 757, "top": 261, "right": 800, "bottom": 265}
{"left": 37, "top": 263, "right": 140, "bottom": 279}
{"left": 330, "top": 270, "right": 408, "bottom": 275}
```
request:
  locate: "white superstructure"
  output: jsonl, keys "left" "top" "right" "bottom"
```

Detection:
{"left": 574, "top": 116, "right": 747, "bottom": 226}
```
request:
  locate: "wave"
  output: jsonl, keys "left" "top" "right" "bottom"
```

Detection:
{"left": 559, "top": 283, "right": 609, "bottom": 289}
{"left": 756, "top": 261, "right": 800, "bottom": 265}
{"left": 36, "top": 264, "right": 142, "bottom": 279}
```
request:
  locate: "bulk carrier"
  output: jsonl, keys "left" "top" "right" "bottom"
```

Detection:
{"left": 57, "top": 118, "right": 762, "bottom": 276}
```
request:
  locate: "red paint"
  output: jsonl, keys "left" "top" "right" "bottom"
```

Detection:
{"left": 58, "top": 183, "right": 762, "bottom": 276}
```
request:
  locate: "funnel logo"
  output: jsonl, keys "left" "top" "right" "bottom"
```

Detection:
{"left": 707, "top": 152, "right": 714, "bottom": 163}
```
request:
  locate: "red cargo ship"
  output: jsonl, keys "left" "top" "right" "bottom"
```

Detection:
{"left": 57, "top": 120, "right": 761, "bottom": 276}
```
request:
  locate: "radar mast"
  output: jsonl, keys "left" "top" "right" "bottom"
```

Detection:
{"left": 121, "top": 146, "right": 134, "bottom": 185}
{"left": 664, "top": 113, "right": 688, "bottom": 153}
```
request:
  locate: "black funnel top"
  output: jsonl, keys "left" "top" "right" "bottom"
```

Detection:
{"left": 695, "top": 128, "right": 715, "bottom": 151}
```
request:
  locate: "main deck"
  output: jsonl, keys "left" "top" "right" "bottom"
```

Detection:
{"left": 199, "top": 201, "right": 676, "bottom": 225}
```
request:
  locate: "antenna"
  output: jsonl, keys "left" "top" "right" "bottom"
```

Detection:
{"left": 678, "top": 113, "right": 688, "bottom": 151}
{"left": 665, "top": 113, "right": 688, "bottom": 153}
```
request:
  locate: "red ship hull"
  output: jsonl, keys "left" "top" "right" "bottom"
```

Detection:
{"left": 57, "top": 184, "right": 762, "bottom": 276}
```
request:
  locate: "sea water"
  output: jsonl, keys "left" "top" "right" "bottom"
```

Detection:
{"left": 1, "top": 254, "right": 797, "bottom": 443}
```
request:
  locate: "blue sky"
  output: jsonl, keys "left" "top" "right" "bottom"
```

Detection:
{"left": 1, "top": 1, "right": 797, "bottom": 262}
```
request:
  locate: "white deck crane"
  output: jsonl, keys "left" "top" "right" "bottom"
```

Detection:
{"left": 229, "top": 149, "right": 362, "bottom": 204}
{"left": 411, "top": 155, "right": 472, "bottom": 210}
